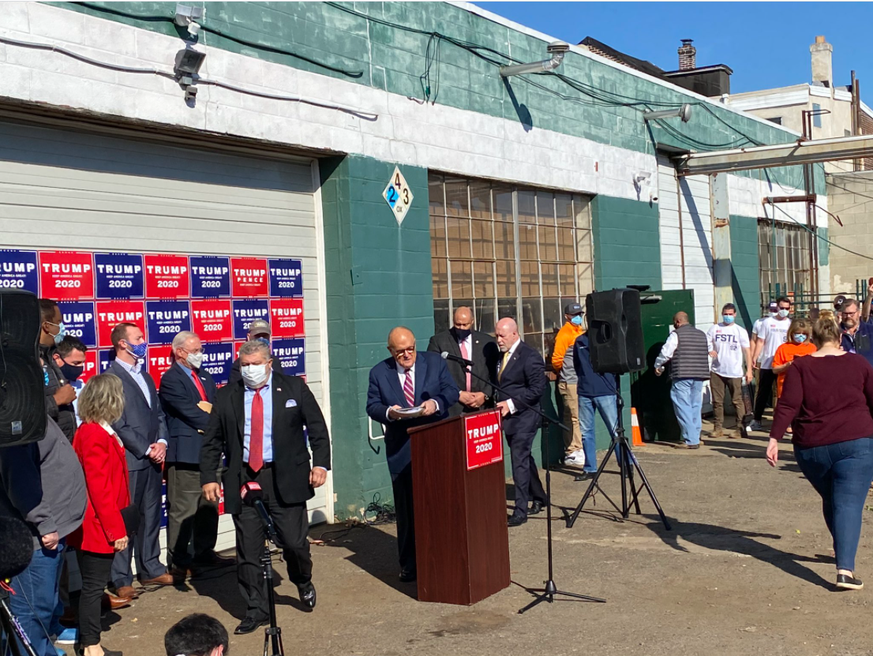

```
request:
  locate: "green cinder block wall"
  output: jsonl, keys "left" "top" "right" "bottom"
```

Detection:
{"left": 320, "top": 155, "right": 433, "bottom": 519}
{"left": 729, "top": 215, "right": 761, "bottom": 329}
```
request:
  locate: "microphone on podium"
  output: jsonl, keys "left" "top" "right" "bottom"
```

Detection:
{"left": 441, "top": 351, "right": 474, "bottom": 367}
{"left": 240, "top": 481, "right": 278, "bottom": 542}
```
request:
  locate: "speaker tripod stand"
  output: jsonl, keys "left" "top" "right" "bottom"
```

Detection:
{"left": 565, "top": 378, "right": 671, "bottom": 530}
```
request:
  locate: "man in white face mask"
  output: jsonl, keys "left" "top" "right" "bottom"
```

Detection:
{"left": 201, "top": 340, "right": 331, "bottom": 635}
{"left": 159, "top": 331, "right": 231, "bottom": 577}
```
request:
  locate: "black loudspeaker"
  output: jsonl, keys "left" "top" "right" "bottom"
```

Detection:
{"left": 0, "top": 291, "right": 47, "bottom": 448}
{"left": 585, "top": 288, "right": 646, "bottom": 374}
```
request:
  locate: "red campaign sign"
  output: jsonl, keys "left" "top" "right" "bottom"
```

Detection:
{"left": 230, "top": 257, "right": 268, "bottom": 297}
{"left": 191, "top": 299, "right": 233, "bottom": 342}
{"left": 95, "top": 300, "right": 146, "bottom": 348}
{"left": 465, "top": 410, "right": 504, "bottom": 471}
{"left": 38, "top": 251, "right": 94, "bottom": 300}
{"left": 144, "top": 254, "right": 190, "bottom": 299}
{"left": 269, "top": 299, "right": 304, "bottom": 338}
{"left": 79, "top": 351, "right": 99, "bottom": 384}
{"left": 147, "top": 345, "right": 174, "bottom": 389}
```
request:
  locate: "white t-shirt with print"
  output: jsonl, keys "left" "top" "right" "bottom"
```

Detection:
{"left": 756, "top": 317, "right": 791, "bottom": 369}
{"left": 707, "top": 323, "right": 751, "bottom": 378}
{"left": 752, "top": 317, "right": 768, "bottom": 337}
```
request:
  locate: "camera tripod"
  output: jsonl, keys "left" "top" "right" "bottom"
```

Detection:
{"left": 0, "top": 586, "right": 38, "bottom": 656}
{"left": 565, "top": 378, "right": 671, "bottom": 531}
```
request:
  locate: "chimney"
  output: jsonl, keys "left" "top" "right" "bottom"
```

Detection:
{"left": 678, "top": 39, "right": 696, "bottom": 71}
{"left": 810, "top": 35, "right": 833, "bottom": 87}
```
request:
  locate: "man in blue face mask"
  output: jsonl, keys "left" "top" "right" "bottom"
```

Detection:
{"left": 706, "top": 303, "right": 753, "bottom": 438}
{"left": 39, "top": 298, "right": 78, "bottom": 442}
{"left": 227, "top": 319, "right": 286, "bottom": 385}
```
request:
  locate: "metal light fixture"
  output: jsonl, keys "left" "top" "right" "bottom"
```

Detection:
{"left": 500, "top": 41, "right": 570, "bottom": 78}
{"left": 643, "top": 104, "right": 693, "bottom": 123}
{"left": 174, "top": 46, "right": 205, "bottom": 101}
{"left": 174, "top": 3, "right": 204, "bottom": 37}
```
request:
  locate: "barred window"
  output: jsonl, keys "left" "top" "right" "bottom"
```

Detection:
{"left": 430, "top": 174, "right": 593, "bottom": 357}
{"left": 758, "top": 219, "right": 812, "bottom": 305}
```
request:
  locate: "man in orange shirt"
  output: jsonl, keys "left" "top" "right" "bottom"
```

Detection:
{"left": 551, "top": 302, "right": 585, "bottom": 465}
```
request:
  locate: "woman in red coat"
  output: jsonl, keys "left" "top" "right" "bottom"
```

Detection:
{"left": 70, "top": 374, "right": 130, "bottom": 656}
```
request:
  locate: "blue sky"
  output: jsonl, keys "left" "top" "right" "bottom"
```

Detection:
{"left": 475, "top": 3, "right": 870, "bottom": 100}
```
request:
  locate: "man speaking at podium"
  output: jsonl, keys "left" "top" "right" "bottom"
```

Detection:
{"left": 366, "top": 326, "right": 459, "bottom": 583}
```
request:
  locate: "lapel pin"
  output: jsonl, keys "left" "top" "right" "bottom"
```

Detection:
{"left": 277, "top": 388, "right": 282, "bottom": 392}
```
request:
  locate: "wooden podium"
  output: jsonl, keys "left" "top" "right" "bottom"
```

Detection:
{"left": 409, "top": 409, "right": 510, "bottom": 605}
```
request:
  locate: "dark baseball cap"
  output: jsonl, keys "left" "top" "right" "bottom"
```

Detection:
{"left": 767, "top": 301, "right": 778, "bottom": 310}
{"left": 564, "top": 302, "right": 584, "bottom": 316}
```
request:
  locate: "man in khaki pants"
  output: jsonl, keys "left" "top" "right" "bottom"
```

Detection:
{"left": 551, "top": 302, "right": 585, "bottom": 465}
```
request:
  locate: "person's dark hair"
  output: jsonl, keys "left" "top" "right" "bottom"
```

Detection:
{"left": 110, "top": 322, "right": 137, "bottom": 349}
{"left": 39, "top": 298, "right": 58, "bottom": 323}
{"left": 56, "top": 335, "right": 88, "bottom": 358}
{"left": 721, "top": 303, "right": 736, "bottom": 313}
{"left": 776, "top": 296, "right": 792, "bottom": 307}
{"left": 812, "top": 316, "right": 842, "bottom": 347}
{"left": 841, "top": 298, "right": 860, "bottom": 312}
{"left": 164, "top": 614, "right": 228, "bottom": 656}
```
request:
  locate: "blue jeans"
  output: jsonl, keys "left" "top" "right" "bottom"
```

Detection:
{"left": 670, "top": 379, "right": 703, "bottom": 445}
{"left": 578, "top": 395, "right": 618, "bottom": 473}
{"left": 794, "top": 438, "right": 873, "bottom": 571}
{"left": 7, "top": 538, "right": 65, "bottom": 656}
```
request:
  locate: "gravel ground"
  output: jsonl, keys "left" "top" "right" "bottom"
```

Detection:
{"left": 67, "top": 420, "right": 873, "bottom": 656}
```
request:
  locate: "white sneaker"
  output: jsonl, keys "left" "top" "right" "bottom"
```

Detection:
{"left": 564, "top": 450, "right": 586, "bottom": 467}
{"left": 749, "top": 420, "right": 763, "bottom": 431}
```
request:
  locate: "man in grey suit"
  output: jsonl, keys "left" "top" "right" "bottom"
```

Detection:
{"left": 427, "top": 307, "right": 498, "bottom": 416}
{"left": 106, "top": 322, "right": 174, "bottom": 599}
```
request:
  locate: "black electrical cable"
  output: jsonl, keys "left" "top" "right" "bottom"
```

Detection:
{"left": 74, "top": 2, "right": 365, "bottom": 78}
{"left": 769, "top": 202, "right": 873, "bottom": 262}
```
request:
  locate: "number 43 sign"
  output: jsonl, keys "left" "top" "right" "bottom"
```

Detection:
{"left": 383, "top": 166, "right": 414, "bottom": 225}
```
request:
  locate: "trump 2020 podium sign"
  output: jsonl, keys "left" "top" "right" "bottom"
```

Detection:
{"left": 464, "top": 409, "right": 503, "bottom": 471}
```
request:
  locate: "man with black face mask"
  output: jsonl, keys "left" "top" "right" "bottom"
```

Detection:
{"left": 53, "top": 335, "right": 89, "bottom": 435}
{"left": 427, "top": 306, "right": 498, "bottom": 416}
{"left": 39, "top": 299, "right": 78, "bottom": 442}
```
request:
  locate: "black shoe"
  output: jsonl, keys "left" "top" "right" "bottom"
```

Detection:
{"left": 298, "top": 582, "right": 316, "bottom": 610}
{"left": 836, "top": 573, "right": 864, "bottom": 590}
{"left": 234, "top": 616, "right": 268, "bottom": 635}
{"left": 507, "top": 514, "right": 527, "bottom": 527}
{"left": 574, "top": 472, "right": 594, "bottom": 482}
{"left": 399, "top": 568, "right": 417, "bottom": 583}
{"left": 529, "top": 500, "right": 546, "bottom": 515}
{"left": 192, "top": 551, "right": 236, "bottom": 567}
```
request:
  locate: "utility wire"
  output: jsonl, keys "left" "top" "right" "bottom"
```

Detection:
{"left": 769, "top": 202, "right": 873, "bottom": 262}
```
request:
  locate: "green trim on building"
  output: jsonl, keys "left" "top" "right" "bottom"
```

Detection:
{"left": 592, "top": 196, "right": 662, "bottom": 291}
{"left": 729, "top": 215, "right": 761, "bottom": 329}
{"left": 817, "top": 227, "right": 830, "bottom": 267}
{"left": 58, "top": 1, "right": 820, "bottom": 191}
{"left": 319, "top": 155, "right": 433, "bottom": 519}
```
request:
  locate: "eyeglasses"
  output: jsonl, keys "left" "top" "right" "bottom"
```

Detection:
{"left": 392, "top": 345, "right": 416, "bottom": 355}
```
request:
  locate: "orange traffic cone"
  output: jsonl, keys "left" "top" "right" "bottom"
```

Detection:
{"left": 631, "top": 407, "right": 644, "bottom": 447}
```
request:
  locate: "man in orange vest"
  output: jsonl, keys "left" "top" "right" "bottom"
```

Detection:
{"left": 551, "top": 302, "right": 585, "bottom": 465}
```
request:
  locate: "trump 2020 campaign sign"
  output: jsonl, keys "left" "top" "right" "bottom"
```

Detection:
{"left": 232, "top": 299, "right": 270, "bottom": 340}
{"left": 95, "top": 253, "right": 144, "bottom": 299}
{"left": 146, "top": 301, "right": 192, "bottom": 346}
{"left": 190, "top": 256, "right": 231, "bottom": 298}
{"left": 273, "top": 339, "right": 305, "bottom": 377}
{"left": 59, "top": 302, "right": 97, "bottom": 348}
{"left": 202, "top": 342, "right": 234, "bottom": 385}
{"left": 0, "top": 250, "right": 39, "bottom": 293}
{"left": 39, "top": 251, "right": 94, "bottom": 300}
{"left": 269, "top": 299, "right": 304, "bottom": 337}
{"left": 96, "top": 300, "right": 146, "bottom": 348}
{"left": 191, "top": 299, "right": 232, "bottom": 343}
{"left": 268, "top": 259, "right": 303, "bottom": 297}
{"left": 145, "top": 254, "right": 189, "bottom": 299}
{"left": 147, "top": 345, "right": 174, "bottom": 388}
{"left": 464, "top": 410, "right": 503, "bottom": 471}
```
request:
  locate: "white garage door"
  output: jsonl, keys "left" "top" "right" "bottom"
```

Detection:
{"left": 0, "top": 119, "right": 333, "bottom": 553}
{"left": 657, "top": 154, "right": 715, "bottom": 327}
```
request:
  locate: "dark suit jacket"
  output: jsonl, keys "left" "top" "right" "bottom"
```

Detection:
{"left": 226, "top": 355, "right": 285, "bottom": 386}
{"left": 106, "top": 361, "right": 169, "bottom": 472}
{"left": 158, "top": 362, "right": 217, "bottom": 465}
{"left": 200, "top": 371, "right": 331, "bottom": 515}
{"left": 491, "top": 341, "right": 546, "bottom": 436}
{"left": 366, "top": 351, "right": 460, "bottom": 478}
{"left": 426, "top": 330, "right": 499, "bottom": 416}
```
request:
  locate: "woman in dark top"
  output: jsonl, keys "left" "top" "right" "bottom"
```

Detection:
{"left": 768, "top": 318, "right": 873, "bottom": 591}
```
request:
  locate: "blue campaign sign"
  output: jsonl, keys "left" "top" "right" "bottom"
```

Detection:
{"left": 99, "top": 350, "right": 148, "bottom": 373}
{"left": 190, "top": 256, "right": 231, "bottom": 298}
{"left": 268, "top": 259, "right": 303, "bottom": 298}
{"left": 273, "top": 338, "right": 305, "bottom": 377}
{"left": 232, "top": 299, "right": 270, "bottom": 340}
{"left": 95, "top": 253, "right": 144, "bottom": 299}
{"left": 202, "top": 342, "right": 234, "bottom": 385}
{"left": 146, "top": 300, "right": 191, "bottom": 345}
{"left": 59, "top": 302, "right": 97, "bottom": 348}
{"left": 0, "top": 250, "right": 38, "bottom": 293}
